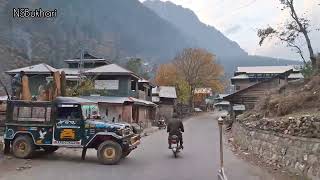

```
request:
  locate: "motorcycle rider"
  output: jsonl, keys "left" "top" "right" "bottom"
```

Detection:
{"left": 167, "top": 115, "right": 184, "bottom": 149}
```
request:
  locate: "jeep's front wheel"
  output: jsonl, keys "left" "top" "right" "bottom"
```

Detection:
{"left": 97, "top": 140, "right": 122, "bottom": 165}
{"left": 12, "top": 135, "right": 35, "bottom": 159}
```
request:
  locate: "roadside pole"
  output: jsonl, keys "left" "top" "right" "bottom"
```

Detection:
{"left": 217, "top": 117, "right": 228, "bottom": 180}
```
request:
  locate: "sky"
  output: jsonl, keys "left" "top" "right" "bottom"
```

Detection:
{"left": 142, "top": 0, "right": 320, "bottom": 61}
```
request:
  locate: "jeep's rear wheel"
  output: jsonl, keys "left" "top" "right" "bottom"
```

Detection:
{"left": 12, "top": 135, "right": 35, "bottom": 159}
{"left": 42, "top": 146, "right": 59, "bottom": 153}
{"left": 121, "top": 150, "right": 131, "bottom": 158}
{"left": 97, "top": 140, "right": 122, "bottom": 165}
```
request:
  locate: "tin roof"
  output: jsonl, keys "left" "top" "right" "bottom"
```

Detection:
{"left": 85, "top": 64, "right": 140, "bottom": 79}
{"left": 6, "top": 63, "right": 57, "bottom": 75}
{"left": 152, "top": 86, "right": 177, "bottom": 99}
{"left": 236, "top": 66, "right": 294, "bottom": 74}
{"left": 81, "top": 96, "right": 130, "bottom": 104}
{"left": 54, "top": 97, "right": 95, "bottom": 104}
{"left": 81, "top": 96, "right": 157, "bottom": 107}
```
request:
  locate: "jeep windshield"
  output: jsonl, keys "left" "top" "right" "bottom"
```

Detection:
{"left": 81, "top": 104, "right": 101, "bottom": 120}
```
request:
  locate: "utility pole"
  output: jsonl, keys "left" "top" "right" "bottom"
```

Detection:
{"left": 217, "top": 117, "right": 228, "bottom": 180}
{"left": 77, "top": 48, "right": 84, "bottom": 86}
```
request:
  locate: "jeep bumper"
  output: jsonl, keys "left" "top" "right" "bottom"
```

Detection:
{"left": 128, "top": 135, "right": 140, "bottom": 150}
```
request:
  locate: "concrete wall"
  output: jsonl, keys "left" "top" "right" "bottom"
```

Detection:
{"left": 232, "top": 122, "right": 320, "bottom": 179}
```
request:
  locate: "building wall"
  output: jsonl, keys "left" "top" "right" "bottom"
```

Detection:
{"left": 232, "top": 79, "right": 255, "bottom": 91}
{"left": 98, "top": 103, "right": 123, "bottom": 122}
{"left": 93, "top": 75, "right": 138, "bottom": 97}
{"left": 228, "top": 76, "right": 288, "bottom": 110}
{"left": 122, "top": 104, "right": 133, "bottom": 123}
{"left": 158, "top": 104, "right": 174, "bottom": 121}
{"left": 138, "top": 106, "right": 147, "bottom": 123}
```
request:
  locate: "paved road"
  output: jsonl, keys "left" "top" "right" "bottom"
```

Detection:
{"left": 0, "top": 112, "right": 295, "bottom": 180}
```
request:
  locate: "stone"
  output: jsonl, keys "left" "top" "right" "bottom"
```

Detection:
{"left": 304, "top": 154, "right": 308, "bottom": 161}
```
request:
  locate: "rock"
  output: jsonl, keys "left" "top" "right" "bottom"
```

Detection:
{"left": 288, "top": 117, "right": 295, "bottom": 120}
{"left": 228, "top": 138, "right": 234, "bottom": 143}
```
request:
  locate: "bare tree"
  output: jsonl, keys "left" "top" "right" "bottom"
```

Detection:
{"left": 173, "top": 48, "right": 223, "bottom": 110}
{"left": 258, "top": 0, "right": 317, "bottom": 70}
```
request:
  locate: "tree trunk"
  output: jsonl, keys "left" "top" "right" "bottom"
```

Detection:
{"left": 289, "top": 1, "right": 317, "bottom": 69}
{"left": 189, "top": 87, "right": 195, "bottom": 112}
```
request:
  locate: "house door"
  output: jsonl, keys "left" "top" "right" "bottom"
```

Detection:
{"left": 132, "top": 105, "right": 139, "bottom": 123}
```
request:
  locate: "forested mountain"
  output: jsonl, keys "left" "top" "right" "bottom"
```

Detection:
{"left": 0, "top": 0, "right": 299, "bottom": 94}
{"left": 143, "top": 0, "right": 300, "bottom": 75}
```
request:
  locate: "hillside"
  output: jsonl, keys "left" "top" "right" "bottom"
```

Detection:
{"left": 143, "top": 0, "right": 247, "bottom": 57}
{"left": 0, "top": 0, "right": 301, "bottom": 95}
{"left": 0, "top": 0, "right": 191, "bottom": 67}
{"left": 143, "top": 0, "right": 300, "bottom": 75}
{"left": 239, "top": 75, "right": 320, "bottom": 138}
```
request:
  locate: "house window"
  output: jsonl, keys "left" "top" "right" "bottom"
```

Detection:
{"left": 235, "top": 86, "right": 240, "bottom": 91}
{"left": 131, "top": 80, "right": 136, "bottom": 91}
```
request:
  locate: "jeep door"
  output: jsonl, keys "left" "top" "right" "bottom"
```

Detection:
{"left": 52, "top": 104, "right": 84, "bottom": 146}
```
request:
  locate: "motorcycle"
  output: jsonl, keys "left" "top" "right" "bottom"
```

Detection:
{"left": 157, "top": 119, "right": 166, "bottom": 129}
{"left": 170, "top": 135, "right": 181, "bottom": 158}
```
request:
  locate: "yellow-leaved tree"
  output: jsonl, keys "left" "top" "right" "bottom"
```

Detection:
{"left": 154, "top": 48, "right": 224, "bottom": 108}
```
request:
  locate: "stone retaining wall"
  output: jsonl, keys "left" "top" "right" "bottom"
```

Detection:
{"left": 232, "top": 122, "right": 320, "bottom": 179}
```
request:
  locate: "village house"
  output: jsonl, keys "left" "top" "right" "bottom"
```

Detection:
{"left": 213, "top": 94, "right": 230, "bottom": 111}
{"left": 6, "top": 63, "right": 57, "bottom": 95}
{"left": 193, "top": 88, "right": 212, "bottom": 110}
{"left": 5, "top": 52, "right": 157, "bottom": 127}
{"left": 224, "top": 65, "right": 304, "bottom": 118}
{"left": 152, "top": 86, "right": 177, "bottom": 120}
{"left": 231, "top": 65, "right": 303, "bottom": 91}
{"left": 83, "top": 63, "right": 156, "bottom": 126}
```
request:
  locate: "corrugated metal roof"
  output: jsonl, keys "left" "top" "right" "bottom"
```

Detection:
{"left": 85, "top": 64, "right": 132, "bottom": 74}
{"left": 81, "top": 96, "right": 130, "bottom": 104}
{"left": 85, "top": 64, "right": 140, "bottom": 79}
{"left": 129, "top": 97, "right": 157, "bottom": 106}
{"left": 236, "top": 66, "right": 294, "bottom": 74}
{"left": 81, "top": 96, "right": 157, "bottom": 106}
{"left": 58, "top": 68, "right": 80, "bottom": 75}
{"left": 6, "top": 63, "right": 57, "bottom": 74}
{"left": 153, "top": 86, "right": 177, "bottom": 98}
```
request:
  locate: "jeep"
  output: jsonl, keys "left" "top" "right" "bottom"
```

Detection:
{"left": 3, "top": 97, "right": 140, "bottom": 165}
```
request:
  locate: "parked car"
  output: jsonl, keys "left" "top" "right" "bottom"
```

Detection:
{"left": 3, "top": 97, "right": 140, "bottom": 165}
